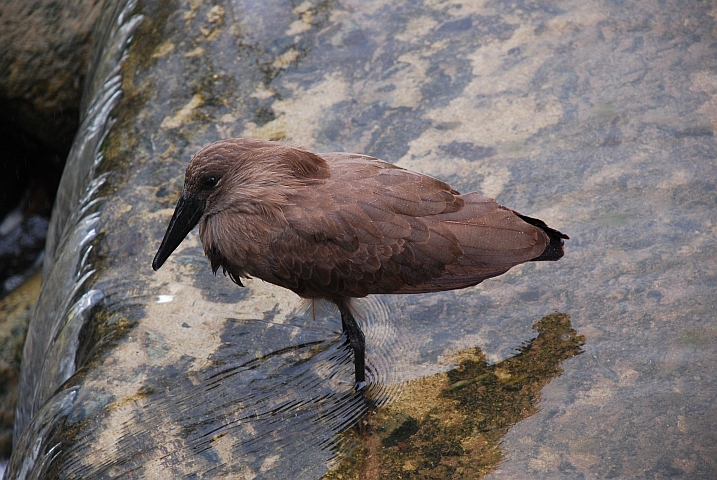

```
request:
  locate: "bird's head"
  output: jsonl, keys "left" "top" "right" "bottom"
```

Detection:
{"left": 152, "top": 138, "right": 329, "bottom": 271}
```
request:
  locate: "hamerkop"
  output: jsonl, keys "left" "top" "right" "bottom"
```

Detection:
{"left": 152, "top": 138, "right": 568, "bottom": 390}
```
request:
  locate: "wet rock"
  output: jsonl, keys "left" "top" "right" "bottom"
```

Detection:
{"left": 0, "top": 273, "right": 41, "bottom": 461}
{"left": 379, "top": 413, "right": 420, "bottom": 448}
{"left": 0, "top": 214, "right": 48, "bottom": 298}
{"left": 8, "top": 0, "right": 717, "bottom": 478}
{"left": 0, "top": 0, "right": 98, "bottom": 298}
{"left": 0, "top": 0, "right": 105, "bottom": 154}
{"left": 325, "top": 314, "right": 585, "bottom": 479}
{"left": 0, "top": 175, "right": 56, "bottom": 299}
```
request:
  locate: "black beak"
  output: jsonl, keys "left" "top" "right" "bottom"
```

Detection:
{"left": 152, "top": 192, "right": 205, "bottom": 271}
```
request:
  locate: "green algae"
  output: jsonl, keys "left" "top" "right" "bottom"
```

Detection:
{"left": 325, "top": 314, "right": 584, "bottom": 479}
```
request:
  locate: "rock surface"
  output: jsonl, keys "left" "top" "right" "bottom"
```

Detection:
{"left": 0, "top": 273, "right": 40, "bottom": 461}
{"left": 7, "top": 0, "right": 717, "bottom": 478}
{"left": 0, "top": 0, "right": 103, "bottom": 297}
{"left": 0, "top": 0, "right": 105, "bottom": 154}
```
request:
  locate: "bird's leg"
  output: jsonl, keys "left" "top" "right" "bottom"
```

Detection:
{"left": 338, "top": 302, "right": 366, "bottom": 391}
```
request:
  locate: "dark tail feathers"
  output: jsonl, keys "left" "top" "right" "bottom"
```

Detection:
{"left": 517, "top": 214, "right": 569, "bottom": 261}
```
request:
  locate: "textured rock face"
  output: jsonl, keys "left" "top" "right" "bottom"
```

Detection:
{"left": 0, "top": 0, "right": 104, "bottom": 300}
{"left": 0, "top": 0, "right": 105, "bottom": 153}
{"left": 7, "top": 0, "right": 717, "bottom": 478}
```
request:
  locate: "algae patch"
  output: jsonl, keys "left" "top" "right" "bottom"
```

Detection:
{"left": 325, "top": 313, "right": 584, "bottom": 479}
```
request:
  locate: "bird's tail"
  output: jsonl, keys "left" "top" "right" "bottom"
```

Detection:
{"left": 516, "top": 214, "right": 570, "bottom": 261}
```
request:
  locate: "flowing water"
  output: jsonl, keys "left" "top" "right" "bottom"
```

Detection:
{"left": 7, "top": 0, "right": 717, "bottom": 478}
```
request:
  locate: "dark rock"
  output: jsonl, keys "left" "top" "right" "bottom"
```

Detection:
{"left": 380, "top": 412, "right": 420, "bottom": 448}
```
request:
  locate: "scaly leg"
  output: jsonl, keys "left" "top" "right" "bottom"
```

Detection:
{"left": 338, "top": 301, "right": 366, "bottom": 391}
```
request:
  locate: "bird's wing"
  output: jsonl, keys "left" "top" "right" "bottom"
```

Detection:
{"left": 394, "top": 193, "right": 548, "bottom": 293}
{"left": 270, "top": 154, "right": 547, "bottom": 297}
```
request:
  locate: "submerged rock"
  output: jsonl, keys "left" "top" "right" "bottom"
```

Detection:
{"left": 325, "top": 314, "right": 584, "bottom": 479}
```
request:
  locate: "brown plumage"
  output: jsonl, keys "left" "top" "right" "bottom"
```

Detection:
{"left": 152, "top": 138, "right": 568, "bottom": 390}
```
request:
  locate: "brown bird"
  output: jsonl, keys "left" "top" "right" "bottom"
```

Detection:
{"left": 152, "top": 138, "right": 568, "bottom": 390}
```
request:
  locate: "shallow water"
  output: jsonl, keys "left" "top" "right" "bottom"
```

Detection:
{"left": 8, "top": 0, "right": 717, "bottom": 478}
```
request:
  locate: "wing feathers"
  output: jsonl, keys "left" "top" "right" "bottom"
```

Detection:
{"left": 266, "top": 155, "right": 556, "bottom": 298}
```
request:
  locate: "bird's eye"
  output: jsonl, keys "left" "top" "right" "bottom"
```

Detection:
{"left": 203, "top": 176, "right": 220, "bottom": 188}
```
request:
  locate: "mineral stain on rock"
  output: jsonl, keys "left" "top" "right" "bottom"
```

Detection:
{"left": 325, "top": 314, "right": 584, "bottom": 479}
